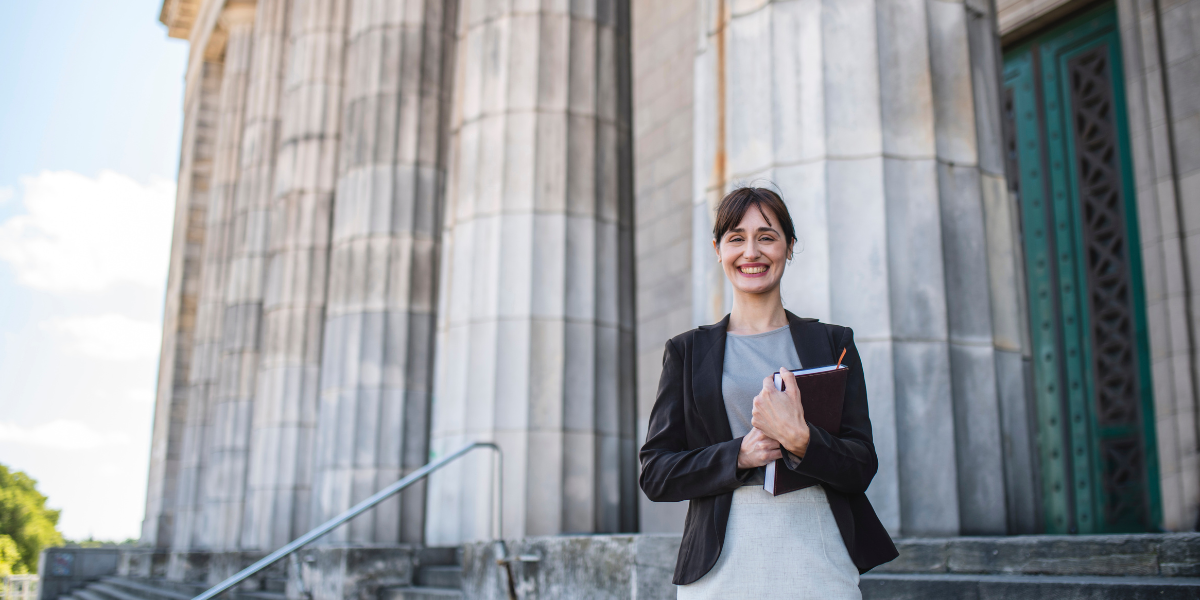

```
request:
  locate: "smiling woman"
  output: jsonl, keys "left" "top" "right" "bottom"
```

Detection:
{"left": 639, "top": 187, "right": 897, "bottom": 599}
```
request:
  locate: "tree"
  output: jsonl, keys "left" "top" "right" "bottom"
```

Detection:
{"left": 0, "top": 464, "right": 64, "bottom": 574}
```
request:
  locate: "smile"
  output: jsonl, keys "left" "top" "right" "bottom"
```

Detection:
{"left": 738, "top": 265, "right": 767, "bottom": 274}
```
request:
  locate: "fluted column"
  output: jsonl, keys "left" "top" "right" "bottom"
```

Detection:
{"left": 693, "top": 0, "right": 1022, "bottom": 536}
{"left": 199, "top": 2, "right": 259, "bottom": 552}
{"left": 311, "top": 0, "right": 454, "bottom": 544}
{"left": 144, "top": 54, "right": 225, "bottom": 550}
{"left": 228, "top": 0, "right": 291, "bottom": 552}
{"left": 255, "top": 0, "right": 348, "bottom": 541}
{"left": 427, "top": 0, "right": 638, "bottom": 544}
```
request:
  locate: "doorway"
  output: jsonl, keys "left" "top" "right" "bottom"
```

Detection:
{"left": 1002, "top": 2, "right": 1162, "bottom": 534}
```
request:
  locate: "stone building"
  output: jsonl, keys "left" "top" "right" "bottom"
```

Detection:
{"left": 136, "top": 0, "right": 1199, "bottom": 593}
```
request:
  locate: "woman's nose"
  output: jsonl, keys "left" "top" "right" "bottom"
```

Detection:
{"left": 743, "top": 240, "right": 760, "bottom": 258}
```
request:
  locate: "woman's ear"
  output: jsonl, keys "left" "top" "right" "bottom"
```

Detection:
{"left": 712, "top": 238, "right": 721, "bottom": 262}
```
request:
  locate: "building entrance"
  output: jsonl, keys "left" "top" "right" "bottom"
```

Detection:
{"left": 1003, "top": 2, "right": 1162, "bottom": 534}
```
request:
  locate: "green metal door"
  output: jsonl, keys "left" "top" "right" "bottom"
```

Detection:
{"left": 1002, "top": 2, "right": 1162, "bottom": 534}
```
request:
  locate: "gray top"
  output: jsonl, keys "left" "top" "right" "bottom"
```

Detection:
{"left": 722, "top": 325, "right": 802, "bottom": 485}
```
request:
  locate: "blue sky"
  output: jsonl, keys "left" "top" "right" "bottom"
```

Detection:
{"left": 0, "top": 1, "right": 188, "bottom": 540}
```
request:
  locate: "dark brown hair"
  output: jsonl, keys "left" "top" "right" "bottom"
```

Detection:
{"left": 712, "top": 187, "right": 797, "bottom": 250}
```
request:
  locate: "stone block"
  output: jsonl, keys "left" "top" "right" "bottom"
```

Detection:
{"left": 1171, "top": 116, "right": 1200, "bottom": 176}
{"left": 995, "top": 350, "right": 1039, "bottom": 535}
{"left": 296, "top": 546, "right": 416, "bottom": 600}
{"left": 726, "top": 5, "right": 775, "bottom": 176}
{"left": 876, "top": 538, "right": 950, "bottom": 573}
{"left": 876, "top": 0, "right": 936, "bottom": 158}
{"left": 769, "top": 0, "right": 825, "bottom": 164}
{"left": 927, "top": 0, "right": 978, "bottom": 165}
{"left": 857, "top": 338, "right": 901, "bottom": 534}
{"left": 938, "top": 163, "right": 994, "bottom": 341}
{"left": 775, "top": 162, "right": 831, "bottom": 321}
{"left": 460, "top": 534, "right": 683, "bottom": 600}
{"left": 827, "top": 157, "right": 890, "bottom": 336}
{"left": 822, "top": 0, "right": 883, "bottom": 156}
{"left": 893, "top": 340, "right": 959, "bottom": 536}
{"left": 882, "top": 157, "right": 948, "bottom": 339}
{"left": 1160, "top": 534, "right": 1200, "bottom": 576}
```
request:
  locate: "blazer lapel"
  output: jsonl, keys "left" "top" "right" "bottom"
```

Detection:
{"left": 692, "top": 314, "right": 733, "bottom": 443}
{"left": 786, "top": 310, "right": 831, "bottom": 368}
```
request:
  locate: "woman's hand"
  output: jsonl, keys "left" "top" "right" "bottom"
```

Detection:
{"left": 737, "top": 427, "right": 783, "bottom": 469}
{"left": 751, "top": 368, "right": 811, "bottom": 458}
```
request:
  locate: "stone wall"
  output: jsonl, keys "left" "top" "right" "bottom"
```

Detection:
{"left": 36, "top": 548, "right": 120, "bottom": 600}
{"left": 1114, "top": 0, "right": 1200, "bottom": 532}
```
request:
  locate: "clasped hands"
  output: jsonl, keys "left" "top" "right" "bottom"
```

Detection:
{"left": 736, "top": 368, "right": 812, "bottom": 470}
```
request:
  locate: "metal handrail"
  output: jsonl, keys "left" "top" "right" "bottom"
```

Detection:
{"left": 192, "top": 442, "right": 503, "bottom": 600}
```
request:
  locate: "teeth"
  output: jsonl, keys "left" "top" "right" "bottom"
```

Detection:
{"left": 740, "top": 266, "right": 766, "bottom": 274}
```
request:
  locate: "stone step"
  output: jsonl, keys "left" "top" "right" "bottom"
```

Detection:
{"left": 879, "top": 533, "right": 1200, "bottom": 578}
{"left": 379, "top": 587, "right": 464, "bottom": 600}
{"left": 100, "top": 578, "right": 190, "bottom": 600}
{"left": 414, "top": 547, "right": 460, "bottom": 568}
{"left": 415, "top": 565, "right": 462, "bottom": 589}
{"left": 860, "top": 573, "right": 1200, "bottom": 600}
{"left": 87, "top": 582, "right": 148, "bottom": 600}
{"left": 71, "top": 590, "right": 108, "bottom": 600}
{"left": 235, "top": 591, "right": 286, "bottom": 600}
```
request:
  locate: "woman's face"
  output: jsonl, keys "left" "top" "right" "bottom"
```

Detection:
{"left": 713, "top": 205, "right": 792, "bottom": 297}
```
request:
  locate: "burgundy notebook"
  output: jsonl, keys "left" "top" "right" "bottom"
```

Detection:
{"left": 763, "top": 360, "right": 848, "bottom": 496}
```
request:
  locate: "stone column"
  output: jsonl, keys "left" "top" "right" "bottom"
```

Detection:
{"left": 426, "top": 0, "right": 638, "bottom": 544}
{"left": 692, "top": 0, "right": 1018, "bottom": 536}
{"left": 142, "top": 54, "right": 225, "bottom": 549}
{"left": 254, "top": 0, "right": 348, "bottom": 541}
{"left": 310, "top": 0, "right": 454, "bottom": 544}
{"left": 199, "top": 2, "right": 259, "bottom": 552}
{"left": 227, "top": 0, "right": 291, "bottom": 552}
{"left": 172, "top": 5, "right": 258, "bottom": 553}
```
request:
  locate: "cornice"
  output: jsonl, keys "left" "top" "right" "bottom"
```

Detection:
{"left": 159, "top": 0, "right": 204, "bottom": 40}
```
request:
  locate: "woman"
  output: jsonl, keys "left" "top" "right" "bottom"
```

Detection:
{"left": 639, "top": 188, "right": 897, "bottom": 599}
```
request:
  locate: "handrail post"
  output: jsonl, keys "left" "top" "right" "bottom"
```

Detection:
{"left": 191, "top": 442, "right": 502, "bottom": 600}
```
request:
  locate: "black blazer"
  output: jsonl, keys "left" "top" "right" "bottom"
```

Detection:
{"left": 639, "top": 311, "right": 898, "bottom": 585}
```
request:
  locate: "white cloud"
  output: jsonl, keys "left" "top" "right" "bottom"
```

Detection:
{"left": 0, "top": 186, "right": 13, "bottom": 205}
{"left": 0, "top": 420, "right": 131, "bottom": 450}
{"left": 46, "top": 313, "right": 162, "bottom": 361}
{"left": 0, "top": 170, "right": 174, "bottom": 292}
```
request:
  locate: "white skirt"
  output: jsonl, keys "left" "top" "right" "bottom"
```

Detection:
{"left": 677, "top": 485, "right": 861, "bottom": 600}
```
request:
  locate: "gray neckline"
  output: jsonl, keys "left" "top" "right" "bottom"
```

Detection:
{"left": 727, "top": 325, "right": 790, "bottom": 339}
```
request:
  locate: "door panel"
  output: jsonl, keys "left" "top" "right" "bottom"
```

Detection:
{"left": 1002, "top": 2, "right": 1161, "bottom": 534}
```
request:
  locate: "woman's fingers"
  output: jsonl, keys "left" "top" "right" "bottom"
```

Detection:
{"left": 779, "top": 367, "right": 797, "bottom": 389}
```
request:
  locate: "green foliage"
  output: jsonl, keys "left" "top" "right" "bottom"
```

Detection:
{"left": 0, "top": 464, "right": 65, "bottom": 575}
{"left": 0, "top": 535, "right": 21, "bottom": 577}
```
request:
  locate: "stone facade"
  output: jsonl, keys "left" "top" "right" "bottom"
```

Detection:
{"left": 144, "top": 0, "right": 1200, "bottom": 565}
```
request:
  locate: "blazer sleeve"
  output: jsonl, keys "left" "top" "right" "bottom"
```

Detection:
{"left": 639, "top": 339, "right": 751, "bottom": 502}
{"left": 781, "top": 326, "right": 878, "bottom": 494}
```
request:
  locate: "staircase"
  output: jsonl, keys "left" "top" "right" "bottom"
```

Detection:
{"left": 50, "top": 548, "right": 466, "bottom": 600}
{"left": 49, "top": 534, "right": 1200, "bottom": 599}
{"left": 55, "top": 576, "right": 284, "bottom": 600}
{"left": 380, "top": 547, "right": 464, "bottom": 600}
{"left": 861, "top": 534, "right": 1200, "bottom": 600}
